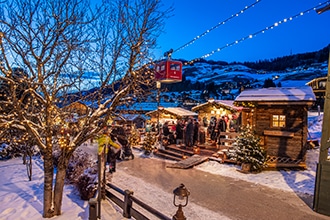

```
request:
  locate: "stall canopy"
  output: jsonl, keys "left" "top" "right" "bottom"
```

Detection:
{"left": 146, "top": 107, "right": 198, "bottom": 119}
{"left": 192, "top": 100, "right": 242, "bottom": 113}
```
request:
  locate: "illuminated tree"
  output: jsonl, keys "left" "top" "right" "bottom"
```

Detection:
{"left": 0, "top": 0, "right": 170, "bottom": 217}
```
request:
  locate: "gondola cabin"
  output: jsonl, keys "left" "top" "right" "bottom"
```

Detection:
{"left": 155, "top": 60, "right": 182, "bottom": 83}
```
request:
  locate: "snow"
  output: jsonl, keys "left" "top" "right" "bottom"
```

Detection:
{"left": 235, "top": 86, "right": 316, "bottom": 102}
{"left": 0, "top": 111, "right": 325, "bottom": 219}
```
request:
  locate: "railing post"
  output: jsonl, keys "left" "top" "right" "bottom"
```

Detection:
{"left": 123, "top": 190, "right": 134, "bottom": 218}
{"left": 88, "top": 197, "right": 98, "bottom": 220}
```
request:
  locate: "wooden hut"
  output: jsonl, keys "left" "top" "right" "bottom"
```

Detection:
{"left": 234, "top": 86, "right": 315, "bottom": 168}
{"left": 192, "top": 99, "right": 242, "bottom": 130}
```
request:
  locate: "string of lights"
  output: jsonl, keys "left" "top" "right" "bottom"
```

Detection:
{"left": 172, "top": 0, "right": 263, "bottom": 55}
{"left": 194, "top": 0, "right": 330, "bottom": 62}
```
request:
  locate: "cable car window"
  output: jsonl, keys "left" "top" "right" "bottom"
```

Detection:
{"left": 170, "top": 64, "right": 180, "bottom": 70}
{"left": 161, "top": 65, "right": 165, "bottom": 71}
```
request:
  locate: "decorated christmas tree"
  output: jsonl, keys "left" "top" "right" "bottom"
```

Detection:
{"left": 142, "top": 131, "right": 157, "bottom": 155}
{"left": 234, "top": 126, "right": 267, "bottom": 172}
{"left": 128, "top": 125, "right": 140, "bottom": 147}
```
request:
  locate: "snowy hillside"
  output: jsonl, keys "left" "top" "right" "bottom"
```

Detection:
{"left": 182, "top": 61, "right": 328, "bottom": 88}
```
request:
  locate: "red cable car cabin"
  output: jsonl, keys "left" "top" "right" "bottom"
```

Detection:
{"left": 155, "top": 60, "right": 182, "bottom": 83}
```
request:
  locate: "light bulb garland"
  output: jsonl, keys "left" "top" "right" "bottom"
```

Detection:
{"left": 173, "top": 0, "right": 262, "bottom": 55}
{"left": 194, "top": 0, "right": 330, "bottom": 61}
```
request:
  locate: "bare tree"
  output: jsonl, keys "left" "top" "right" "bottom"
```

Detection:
{"left": 0, "top": 0, "right": 170, "bottom": 217}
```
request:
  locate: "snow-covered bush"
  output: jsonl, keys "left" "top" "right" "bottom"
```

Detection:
{"left": 234, "top": 126, "right": 267, "bottom": 172}
{"left": 53, "top": 147, "right": 98, "bottom": 200}
{"left": 0, "top": 143, "right": 40, "bottom": 160}
{"left": 76, "top": 166, "right": 98, "bottom": 200}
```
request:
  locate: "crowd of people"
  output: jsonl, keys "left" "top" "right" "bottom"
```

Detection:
{"left": 146, "top": 114, "right": 239, "bottom": 149}
{"left": 96, "top": 114, "right": 240, "bottom": 173}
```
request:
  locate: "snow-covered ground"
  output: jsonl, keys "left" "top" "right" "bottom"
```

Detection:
{"left": 0, "top": 111, "right": 326, "bottom": 219}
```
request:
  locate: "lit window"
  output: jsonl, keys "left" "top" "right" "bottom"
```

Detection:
{"left": 272, "top": 115, "right": 286, "bottom": 127}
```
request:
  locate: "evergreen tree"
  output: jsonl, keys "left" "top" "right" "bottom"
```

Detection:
{"left": 263, "top": 78, "right": 276, "bottom": 88}
{"left": 142, "top": 131, "right": 157, "bottom": 155}
{"left": 234, "top": 126, "right": 267, "bottom": 172}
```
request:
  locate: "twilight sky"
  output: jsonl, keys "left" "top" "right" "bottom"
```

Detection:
{"left": 154, "top": 0, "right": 330, "bottom": 63}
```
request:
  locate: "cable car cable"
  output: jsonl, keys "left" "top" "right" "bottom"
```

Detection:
{"left": 188, "top": 0, "right": 330, "bottom": 62}
{"left": 172, "top": 0, "right": 263, "bottom": 55}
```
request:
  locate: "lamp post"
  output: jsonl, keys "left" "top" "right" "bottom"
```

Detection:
{"left": 173, "top": 183, "right": 190, "bottom": 220}
{"left": 156, "top": 81, "right": 161, "bottom": 134}
{"left": 314, "top": 3, "right": 330, "bottom": 216}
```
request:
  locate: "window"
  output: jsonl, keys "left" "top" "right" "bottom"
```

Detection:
{"left": 272, "top": 114, "right": 286, "bottom": 127}
{"left": 170, "top": 63, "right": 180, "bottom": 71}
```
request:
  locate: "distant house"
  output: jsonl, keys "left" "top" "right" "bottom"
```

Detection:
{"left": 306, "top": 76, "right": 326, "bottom": 109}
{"left": 61, "top": 101, "right": 89, "bottom": 116}
{"left": 117, "top": 102, "right": 179, "bottom": 114}
{"left": 113, "top": 114, "right": 147, "bottom": 129}
{"left": 234, "top": 86, "right": 316, "bottom": 168}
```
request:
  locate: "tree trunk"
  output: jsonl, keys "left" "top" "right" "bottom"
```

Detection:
{"left": 43, "top": 150, "right": 55, "bottom": 218}
{"left": 53, "top": 154, "right": 70, "bottom": 215}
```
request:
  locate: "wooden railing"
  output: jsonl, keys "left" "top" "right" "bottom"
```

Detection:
{"left": 105, "top": 182, "right": 171, "bottom": 220}
{"left": 217, "top": 132, "right": 239, "bottom": 150}
{"left": 88, "top": 145, "right": 171, "bottom": 220}
{"left": 88, "top": 145, "right": 106, "bottom": 220}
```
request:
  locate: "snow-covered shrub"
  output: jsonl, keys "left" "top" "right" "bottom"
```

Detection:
{"left": 234, "top": 126, "right": 267, "bottom": 172}
{"left": 61, "top": 148, "right": 98, "bottom": 200}
{"left": 0, "top": 143, "right": 40, "bottom": 160}
{"left": 76, "top": 166, "right": 98, "bottom": 200}
{"left": 0, "top": 143, "right": 12, "bottom": 159}
{"left": 65, "top": 149, "right": 95, "bottom": 184}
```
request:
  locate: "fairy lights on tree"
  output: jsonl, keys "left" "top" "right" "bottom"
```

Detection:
{"left": 234, "top": 126, "right": 267, "bottom": 173}
{"left": 0, "top": 0, "right": 170, "bottom": 218}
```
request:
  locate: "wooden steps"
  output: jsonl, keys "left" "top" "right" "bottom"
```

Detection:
{"left": 154, "top": 149, "right": 183, "bottom": 161}
{"left": 153, "top": 144, "right": 218, "bottom": 162}
{"left": 153, "top": 145, "right": 194, "bottom": 161}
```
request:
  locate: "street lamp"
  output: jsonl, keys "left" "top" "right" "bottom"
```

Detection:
{"left": 173, "top": 183, "right": 190, "bottom": 220}
{"left": 156, "top": 81, "right": 161, "bottom": 134}
{"left": 314, "top": 3, "right": 330, "bottom": 216}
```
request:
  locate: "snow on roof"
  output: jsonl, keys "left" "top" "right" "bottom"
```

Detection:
{"left": 117, "top": 102, "right": 178, "bottom": 111}
{"left": 146, "top": 107, "right": 197, "bottom": 117}
{"left": 235, "top": 86, "right": 316, "bottom": 102}
{"left": 164, "top": 107, "right": 198, "bottom": 117}
{"left": 114, "top": 114, "right": 147, "bottom": 121}
{"left": 192, "top": 99, "right": 242, "bottom": 112}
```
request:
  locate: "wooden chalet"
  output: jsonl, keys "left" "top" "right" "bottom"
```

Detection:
{"left": 191, "top": 99, "right": 242, "bottom": 125}
{"left": 234, "top": 86, "right": 316, "bottom": 168}
{"left": 61, "top": 101, "right": 89, "bottom": 116}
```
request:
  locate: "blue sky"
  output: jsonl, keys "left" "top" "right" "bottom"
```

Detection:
{"left": 154, "top": 0, "right": 330, "bottom": 63}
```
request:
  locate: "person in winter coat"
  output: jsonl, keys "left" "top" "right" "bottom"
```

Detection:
{"left": 175, "top": 119, "right": 184, "bottom": 145}
{"left": 97, "top": 128, "right": 121, "bottom": 173}
{"left": 193, "top": 119, "right": 199, "bottom": 146}
{"left": 216, "top": 116, "right": 227, "bottom": 146}
{"left": 185, "top": 118, "right": 194, "bottom": 148}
